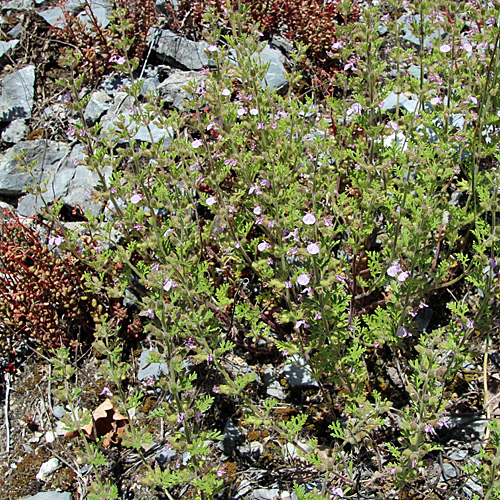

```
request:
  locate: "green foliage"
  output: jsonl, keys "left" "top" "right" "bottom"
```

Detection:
{"left": 32, "top": 0, "right": 500, "bottom": 497}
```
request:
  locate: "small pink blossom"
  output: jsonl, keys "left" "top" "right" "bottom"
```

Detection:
{"left": 306, "top": 242, "right": 320, "bottom": 255}
{"left": 206, "top": 196, "right": 217, "bottom": 206}
{"left": 130, "top": 193, "right": 143, "bottom": 204}
{"left": 253, "top": 205, "right": 262, "bottom": 216}
{"left": 110, "top": 55, "right": 126, "bottom": 65}
{"left": 440, "top": 44, "right": 452, "bottom": 53}
{"left": 191, "top": 138, "right": 203, "bottom": 148}
{"left": 294, "top": 319, "right": 309, "bottom": 329}
{"left": 258, "top": 241, "right": 271, "bottom": 252}
{"left": 297, "top": 273, "right": 311, "bottom": 286}
{"left": 163, "top": 277, "right": 178, "bottom": 292}
{"left": 237, "top": 108, "right": 247, "bottom": 116}
{"left": 100, "top": 387, "right": 113, "bottom": 397}
{"left": 430, "top": 96, "right": 443, "bottom": 106}
{"left": 387, "top": 262, "right": 402, "bottom": 277}
{"left": 49, "top": 235, "right": 64, "bottom": 246}
{"left": 249, "top": 108, "right": 258, "bottom": 115}
{"left": 302, "top": 212, "right": 316, "bottom": 225}
{"left": 207, "top": 44, "right": 218, "bottom": 52}
{"left": 221, "top": 88, "right": 231, "bottom": 96}
{"left": 216, "top": 469, "right": 226, "bottom": 478}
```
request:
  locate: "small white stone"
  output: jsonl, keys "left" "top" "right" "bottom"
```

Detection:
{"left": 36, "top": 457, "right": 59, "bottom": 481}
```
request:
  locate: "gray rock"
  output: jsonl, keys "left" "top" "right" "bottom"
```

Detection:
{"left": 414, "top": 307, "right": 433, "bottom": 332}
{"left": 7, "top": 23, "right": 23, "bottom": 38}
{"left": 1, "top": 119, "right": 29, "bottom": 143}
{"left": 463, "top": 478, "right": 483, "bottom": 499}
{"left": 228, "top": 43, "right": 288, "bottom": 91}
{"left": 407, "top": 64, "right": 421, "bottom": 80}
{"left": 440, "top": 462, "right": 458, "bottom": 480}
{"left": 18, "top": 493, "right": 72, "bottom": 500}
{"left": 399, "top": 14, "right": 443, "bottom": 49}
{"left": 0, "top": 140, "right": 69, "bottom": 196}
{"left": 219, "top": 419, "right": 243, "bottom": 456}
{"left": 381, "top": 92, "right": 408, "bottom": 113}
{"left": 84, "top": 91, "right": 112, "bottom": 126}
{"left": 137, "top": 349, "right": 169, "bottom": 380}
{"left": 263, "top": 368, "right": 286, "bottom": 400}
{"left": 38, "top": 8, "right": 67, "bottom": 27}
{"left": 39, "top": 0, "right": 111, "bottom": 29}
{"left": 270, "top": 35, "right": 293, "bottom": 55}
{"left": 0, "top": 65, "right": 35, "bottom": 122}
{"left": 51, "top": 405, "right": 66, "bottom": 419}
{"left": 36, "top": 457, "right": 59, "bottom": 481}
{"left": 2, "top": 0, "right": 33, "bottom": 9}
{"left": 149, "top": 28, "right": 212, "bottom": 70}
{"left": 377, "top": 23, "right": 388, "bottom": 35}
{"left": 448, "top": 449, "right": 468, "bottom": 461}
{"left": 258, "top": 43, "right": 288, "bottom": 91}
{"left": 282, "top": 355, "right": 318, "bottom": 388}
{"left": 156, "top": 448, "right": 177, "bottom": 465}
{"left": 251, "top": 488, "right": 280, "bottom": 500}
{"left": 0, "top": 39, "right": 19, "bottom": 60}
{"left": 402, "top": 99, "right": 419, "bottom": 114}
{"left": 157, "top": 71, "right": 208, "bottom": 110}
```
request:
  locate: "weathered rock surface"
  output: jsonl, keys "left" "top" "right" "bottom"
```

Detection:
{"left": 0, "top": 65, "right": 35, "bottom": 122}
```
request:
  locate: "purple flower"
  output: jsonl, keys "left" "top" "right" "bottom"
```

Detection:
{"left": 49, "top": 235, "right": 64, "bottom": 246}
{"left": 467, "top": 318, "right": 474, "bottom": 329}
{"left": 206, "top": 196, "right": 217, "bottom": 206}
{"left": 216, "top": 469, "right": 226, "bottom": 478}
{"left": 140, "top": 308, "right": 155, "bottom": 319}
{"left": 331, "top": 487, "right": 343, "bottom": 498}
{"left": 163, "top": 228, "right": 174, "bottom": 237}
{"left": 249, "top": 184, "right": 263, "bottom": 195}
{"left": 440, "top": 44, "right": 451, "bottom": 53}
{"left": 260, "top": 179, "right": 270, "bottom": 188}
{"left": 221, "top": 88, "right": 231, "bottom": 96}
{"left": 177, "top": 413, "right": 184, "bottom": 424}
{"left": 66, "top": 127, "right": 76, "bottom": 137}
{"left": 130, "top": 193, "right": 143, "bottom": 204}
{"left": 133, "top": 224, "right": 143, "bottom": 231}
{"left": 294, "top": 319, "right": 310, "bottom": 330}
{"left": 324, "top": 218, "right": 334, "bottom": 227}
{"left": 285, "top": 229, "right": 300, "bottom": 242}
{"left": 285, "top": 281, "right": 292, "bottom": 289}
{"left": 257, "top": 122, "right": 264, "bottom": 129}
{"left": 387, "top": 120, "right": 399, "bottom": 131}
{"left": 185, "top": 338, "right": 196, "bottom": 349}
{"left": 224, "top": 158, "right": 237, "bottom": 167}
{"left": 237, "top": 108, "right": 247, "bottom": 116}
{"left": 191, "top": 138, "right": 203, "bottom": 149}
{"left": 430, "top": 96, "right": 443, "bottom": 106}
{"left": 258, "top": 241, "right": 271, "bottom": 252}
{"left": 397, "top": 271, "right": 409, "bottom": 282}
{"left": 302, "top": 212, "right": 316, "bottom": 225}
{"left": 461, "top": 41, "right": 473, "bottom": 52}
{"left": 307, "top": 242, "right": 320, "bottom": 255}
{"left": 331, "top": 41, "right": 344, "bottom": 50}
{"left": 346, "top": 102, "right": 362, "bottom": 116}
{"left": 163, "top": 277, "right": 178, "bottom": 292}
{"left": 110, "top": 55, "right": 126, "bottom": 65}
{"left": 387, "top": 262, "right": 402, "bottom": 277}
{"left": 207, "top": 44, "right": 218, "bottom": 52}
{"left": 249, "top": 108, "right": 258, "bottom": 116}
{"left": 267, "top": 220, "right": 275, "bottom": 228}
{"left": 425, "top": 423, "right": 436, "bottom": 435}
{"left": 253, "top": 205, "right": 262, "bottom": 216}
{"left": 100, "top": 387, "right": 113, "bottom": 397}
{"left": 314, "top": 311, "right": 322, "bottom": 320}
{"left": 297, "top": 273, "right": 311, "bottom": 286}
{"left": 212, "top": 386, "right": 220, "bottom": 393}
{"left": 396, "top": 326, "right": 409, "bottom": 338}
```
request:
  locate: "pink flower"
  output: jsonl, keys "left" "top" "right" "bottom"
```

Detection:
{"left": 397, "top": 271, "right": 409, "bottom": 282}
{"left": 331, "top": 41, "right": 344, "bottom": 49}
{"left": 346, "top": 102, "right": 362, "bottom": 116}
{"left": 221, "top": 88, "right": 231, "bottom": 96}
{"left": 387, "top": 262, "right": 402, "bottom": 277}
{"left": 294, "top": 319, "right": 309, "bottom": 329}
{"left": 285, "top": 281, "right": 292, "bottom": 289}
{"left": 216, "top": 469, "right": 226, "bottom": 477}
{"left": 130, "top": 193, "right": 143, "bottom": 204}
{"left": 237, "top": 108, "right": 247, "bottom": 116}
{"left": 461, "top": 41, "right": 473, "bottom": 52}
{"left": 396, "top": 326, "right": 409, "bottom": 338}
{"left": 257, "top": 122, "right": 264, "bottom": 129}
{"left": 206, "top": 196, "right": 217, "bottom": 206}
{"left": 140, "top": 308, "right": 155, "bottom": 319}
{"left": 100, "top": 387, "right": 113, "bottom": 397}
{"left": 297, "top": 273, "right": 311, "bottom": 286}
{"left": 110, "top": 55, "right": 126, "bottom": 65}
{"left": 306, "top": 242, "right": 320, "bottom": 255}
{"left": 49, "top": 235, "right": 64, "bottom": 246}
{"left": 253, "top": 205, "right": 262, "bottom": 215}
{"left": 302, "top": 212, "right": 316, "bottom": 225}
{"left": 207, "top": 44, "right": 218, "bottom": 52}
{"left": 440, "top": 44, "right": 451, "bottom": 53}
{"left": 324, "top": 218, "right": 334, "bottom": 227}
{"left": 249, "top": 108, "right": 258, "bottom": 115}
{"left": 191, "top": 138, "right": 203, "bottom": 148}
{"left": 212, "top": 386, "right": 220, "bottom": 393}
{"left": 430, "top": 96, "right": 443, "bottom": 106}
{"left": 258, "top": 241, "right": 271, "bottom": 252}
{"left": 163, "top": 277, "right": 178, "bottom": 292}
{"left": 249, "top": 185, "right": 262, "bottom": 195}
